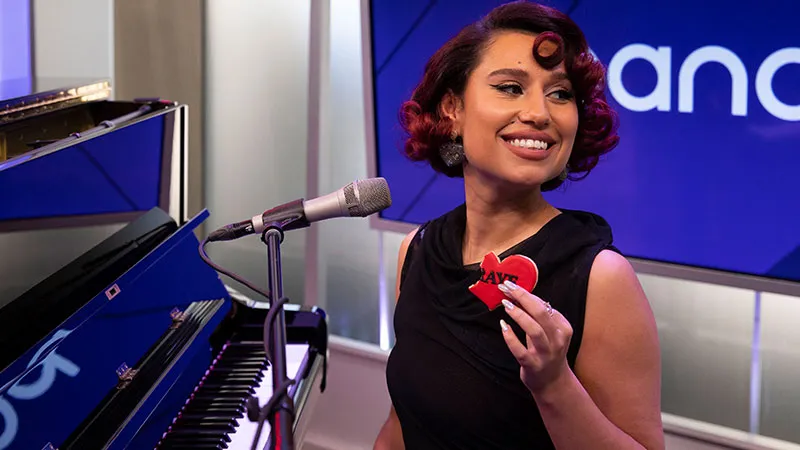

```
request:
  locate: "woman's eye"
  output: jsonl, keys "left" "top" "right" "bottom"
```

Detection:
{"left": 550, "top": 89, "right": 575, "bottom": 101}
{"left": 493, "top": 83, "right": 524, "bottom": 95}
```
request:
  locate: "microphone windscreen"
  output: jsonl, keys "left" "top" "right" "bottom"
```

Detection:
{"left": 347, "top": 177, "right": 392, "bottom": 217}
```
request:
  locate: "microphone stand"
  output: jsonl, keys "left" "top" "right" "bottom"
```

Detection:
{"left": 257, "top": 222, "right": 295, "bottom": 450}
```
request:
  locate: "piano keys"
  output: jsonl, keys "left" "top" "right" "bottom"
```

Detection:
{"left": 156, "top": 342, "right": 311, "bottom": 449}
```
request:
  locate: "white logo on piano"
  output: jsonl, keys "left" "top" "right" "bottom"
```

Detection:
{"left": 0, "top": 329, "right": 80, "bottom": 449}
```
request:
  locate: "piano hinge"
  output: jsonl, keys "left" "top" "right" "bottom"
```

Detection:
{"left": 115, "top": 362, "right": 138, "bottom": 390}
{"left": 105, "top": 283, "right": 121, "bottom": 300}
{"left": 169, "top": 307, "right": 186, "bottom": 329}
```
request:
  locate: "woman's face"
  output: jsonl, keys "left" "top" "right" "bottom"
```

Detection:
{"left": 444, "top": 31, "right": 579, "bottom": 191}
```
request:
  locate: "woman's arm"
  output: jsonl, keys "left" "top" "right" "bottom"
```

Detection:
{"left": 373, "top": 228, "right": 418, "bottom": 450}
{"left": 499, "top": 249, "right": 664, "bottom": 450}
{"left": 373, "top": 406, "right": 405, "bottom": 450}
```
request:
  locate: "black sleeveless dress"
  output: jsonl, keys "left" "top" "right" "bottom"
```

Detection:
{"left": 385, "top": 203, "right": 618, "bottom": 449}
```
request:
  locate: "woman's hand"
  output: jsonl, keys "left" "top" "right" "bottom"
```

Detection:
{"left": 498, "top": 280, "right": 573, "bottom": 395}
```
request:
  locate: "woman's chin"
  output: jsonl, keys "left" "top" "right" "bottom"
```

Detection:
{"left": 500, "top": 167, "right": 558, "bottom": 189}
{"left": 472, "top": 173, "right": 555, "bottom": 191}
{"left": 466, "top": 167, "right": 554, "bottom": 192}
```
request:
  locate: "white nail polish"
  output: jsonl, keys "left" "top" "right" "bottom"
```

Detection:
{"left": 501, "top": 299, "right": 515, "bottom": 310}
{"left": 500, "top": 319, "right": 509, "bottom": 332}
{"left": 503, "top": 280, "right": 519, "bottom": 291}
{"left": 498, "top": 283, "right": 511, "bottom": 294}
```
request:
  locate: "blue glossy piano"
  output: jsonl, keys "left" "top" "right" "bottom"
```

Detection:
{"left": 0, "top": 80, "right": 328, "bottom": 449}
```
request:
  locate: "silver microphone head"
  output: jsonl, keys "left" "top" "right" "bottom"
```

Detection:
{"left": 344, "top": 177, "right": 392, "bottom": 217}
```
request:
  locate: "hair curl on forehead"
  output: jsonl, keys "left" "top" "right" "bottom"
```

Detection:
{"left": 398, "top": 1, "right": 620, "bottom": 191}
{"left": 532, "top": 31, "right": 564, "bottom": 69}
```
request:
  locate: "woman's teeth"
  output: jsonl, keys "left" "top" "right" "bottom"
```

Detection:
{"left": 506, "top": 138, "right": 548, "bottom": 150}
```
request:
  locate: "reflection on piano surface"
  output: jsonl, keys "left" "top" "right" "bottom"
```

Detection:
{"left": 0, "top": 83, "right": 328, "bottom": 450}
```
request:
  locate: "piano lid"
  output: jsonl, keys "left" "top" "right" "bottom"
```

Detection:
{"left": 0, "top": 95, "right": 188, "bottom": 232}
{"left": 0, "top": 77, "right": 111, "bottom": 126}
{"left": 0, "top": 90, "right": 190, "bottom": 334}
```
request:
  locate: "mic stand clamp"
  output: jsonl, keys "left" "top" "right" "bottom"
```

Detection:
{"left": 250, "top": 222, "right": 295, "bottom": 450}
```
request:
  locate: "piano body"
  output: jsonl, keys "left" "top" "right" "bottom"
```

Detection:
{"left": 0, "top": 80, "right": 328, "bottom": 449}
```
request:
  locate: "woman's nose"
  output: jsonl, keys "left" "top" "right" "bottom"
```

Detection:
{"left": 516, "top": 93, "right": 551, "bottom": 128}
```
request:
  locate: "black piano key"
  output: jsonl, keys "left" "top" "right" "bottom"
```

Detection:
{"left": 222, "top": 349, "right": 266, "bottom": 357}
{"left": 183, "top": 397, "right": 246, "bottom": 407}
{"left": 202, "top": 370, "right": 264, "bottom": 379}
{"left": 183, "top": 400, "right": 243, "bottom": 410}
{"left": 202, "top": 375, "right": 262, "bottom": 384}
{"left": 191, "top": 389, "right": 255, "bottom": 398}
{"left": 201, "top": 378, "right": 260, "bottom": 388}
{"left": 160, "top": 438, "right": 228, "bottom": 449}
{"left": 212, "top": 361, "right": 265, "bottom": 369}
{"left": 217, "top": 352, "right": 267, "bottom": 363}
{"left": 181, "top": 402, "right": 246, "bottom": 411}
{"left": 217, "top": 349, "right": 264, "bottom": 357}
{"left": 176, "top": 413, "right": 240, "bottom": 423}
{"left": 190, "top": 394, "right": 252, "bottom": 403}
{"left": 182, "top": 404, "right": 241, "bottom": 414}
{"left": 174, "top": 414, "right": 238, "bottom": 422}
{"left": 193, "top": 386, "right": 256, "bottom": 396}
{"left": 173, "top": 422, "right": 236, "bottom": 433}
{"left": 204, "top": 365, "right": 264, "bottom": 372}
{"left": 204, "top": 375, "right": 263, "bottom": 384}
{"left": 194, "top": 384, "right": 256, "bottom": 392}
{"left": 190, "top": 394, "right": 250, "bottom": 402}
{"left": 215, "top": 356, "right": 265, "bottom": 363}
{"left": 189, "top": 398, "right": 247, "bottom": 407}
{"left": 170, "top": 422, "right": 236, "bottom": 433}
{"left": 189, "top": 399, "right": 247, "bottom": 408}
{"left": 160, "top": 445, "right": 223, "bottom": 450}
{"left": 172, "top": 416, "right": 238, "bottom": 427}
{"left": 182, "top": 401, "right": 245, "bottom": 412}
{"left": 225, "top": 342, "right": 267, "bottom": 351}
{"left": 205, "top": 368, "right": 264, "bottom": 375}
{"left": 180, "top": 408, "right": 242, "bottom": 419}
{"left": 165, "top": 429, "right": 232, "bottom": 442}
{"left": 219, "top": 351, "right": 267, "bottom": 362}
{"left": 212, "top": 352, "right": 259, "bottom": 360}
{"left": 160, "top": 436, "right": 228, "bottom": 449}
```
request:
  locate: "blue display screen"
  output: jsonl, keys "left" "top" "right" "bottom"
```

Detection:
{"left": 368, "top": 0, "right": 800, "bottom": 282}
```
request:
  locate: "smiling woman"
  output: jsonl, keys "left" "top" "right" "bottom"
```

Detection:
{"left": 375, "top": 1, "right": 664, "bottom": 450}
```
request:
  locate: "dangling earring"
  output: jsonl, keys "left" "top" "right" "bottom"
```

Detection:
{"left": 439, "top": 130, "right": 465, "bottom": 167}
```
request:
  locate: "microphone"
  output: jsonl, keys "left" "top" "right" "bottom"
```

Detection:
{"left": 207, "top": 177, "right": 392, "bottom": 242}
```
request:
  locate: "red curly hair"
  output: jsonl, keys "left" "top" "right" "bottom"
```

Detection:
{"left": 398, "top": 1, "right": 619, "bottom": 191}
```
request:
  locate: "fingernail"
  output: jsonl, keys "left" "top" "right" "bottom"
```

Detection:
{"left": 501, "top": 299, "right": 515, "bottom": 310}
{"left": 503, "top": 280, "right": 519, "bottom": 291}
{"left": 500, "top": 319, "right": 509, "bottom": 332}
{"left": 498, "top": 283, "right": 511, "bottom": 295}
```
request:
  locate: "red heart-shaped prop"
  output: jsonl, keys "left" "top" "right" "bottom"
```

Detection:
{"left": 468, "top": 252, "right": 539, "bottom": 310}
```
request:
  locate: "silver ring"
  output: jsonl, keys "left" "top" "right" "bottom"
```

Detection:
{"left": 545, "top": 302, "right": 553, "bottom": 316}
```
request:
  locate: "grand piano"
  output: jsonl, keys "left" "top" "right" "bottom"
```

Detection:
{"left": 0, "top": 80, "right": 328, "bottom": 449}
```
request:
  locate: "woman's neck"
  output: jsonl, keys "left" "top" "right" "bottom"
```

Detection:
{"left": 461, "top": 176, "right": 559, "bottom": 266}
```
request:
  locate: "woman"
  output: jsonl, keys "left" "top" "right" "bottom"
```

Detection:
{"left": 373, "top": 1, "right": 663, "bottom": 449}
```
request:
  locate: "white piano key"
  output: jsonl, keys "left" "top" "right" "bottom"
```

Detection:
{"left": 226, "top": 343, "right": 310, "bottom": 450}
